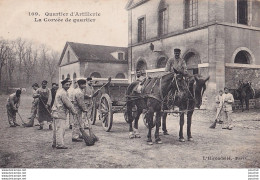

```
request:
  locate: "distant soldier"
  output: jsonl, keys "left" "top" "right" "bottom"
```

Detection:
{"left": 67, "top": 81, "right": 78, "bottom": 129}
{"left": 23, "top": 83, "right": 40, "bottom": 127}
{"left": 83, "top": 77, "right": 95, "bottom": 129}
{"left": 34, "top": 80, "right": 53, "bottom": 130}
{"left": 6, "top": 89, "right": 22, "bottom": 127}
{"left": 72, "top": 78, "right": 88, "bottom": 142}
{"left": 134, "top": 70, "right": 146, "bottom": 93}
{"left": 50, "top": 83, "right": 59, "bottom": 108}
{"left": 215, "top": 90, "right": 224, "bottom": 124}
{"left": 51, "top": 78, "right": 77, "bottom": 149}
{"left": 222, "top": 87, "right": 234, "bottom": 130}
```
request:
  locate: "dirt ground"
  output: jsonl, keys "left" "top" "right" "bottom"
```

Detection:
{"left": 0, "top": 94, "right": 259, "bottom": 168}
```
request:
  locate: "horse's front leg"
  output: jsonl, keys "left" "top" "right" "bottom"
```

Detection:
{"left": 240, "top": 99, "right": 244, "bottom": 112}
{"left": 179, "top": 112, "right": 185, "bottom": 142}
{"left": 127, "top": 103, "right": 135, "bottom": 139}
{"left": 162, "top": 112, "right": 169, "bottom": 135}
{"left": 245, "top": 97, "right": 249, "bottom": 111}
{"left": 187, "top": 111, "right": 194, "bottom": 141}
{"left": 146, "top": 107, "right": 154, "bottom": 145}
{"left": 155, "top": 111, "right": 162, "bottom": 144}
{"left": 133, "top": 108, "right": 142, "bottom": 138}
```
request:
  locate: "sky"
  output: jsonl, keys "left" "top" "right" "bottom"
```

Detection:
{"left": 0, "top": 0, "right": 129, "bottom": 53}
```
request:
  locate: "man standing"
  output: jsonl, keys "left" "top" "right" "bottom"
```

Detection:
{"left": 68, "top": 81, "right": 78, "bottom": 129}
{"left": 52, "top": 78, "right": 77, "bottom": 149}
{"left": 165, "top": 48, "right": 188, "bottom": 74}
{"left": 72, "top": 78, "right": 88, "bottom": 142}
{"left": 6, "top": 89, "right": 22, "bottom": 127}
{"left": 215, "top": 90, "right": 224, "bottom": 124}
{"left": 50, "top": 83, "right": 59, "bottom": 108}
{"left": 23, "top": 83, "right": 40, "bottom": 127}
{"left": 34, "top": 80, "right": 52, "bottom": 130}
{"left": 83, "top": 77, "right": 95, "bottom": 129}
{"left": 222, "top": 87, "right": 234, "bottom": 130}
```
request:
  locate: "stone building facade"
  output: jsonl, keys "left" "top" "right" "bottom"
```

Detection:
{"left": 59, "top": 42, "right": 128, "bottom": 83}
{"left": 126, "top": 0, "right": 260, "bottom": 109}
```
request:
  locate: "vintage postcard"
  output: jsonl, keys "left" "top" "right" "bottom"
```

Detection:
{"left": 0, "top": 0, "right": 259, "bottom": 179}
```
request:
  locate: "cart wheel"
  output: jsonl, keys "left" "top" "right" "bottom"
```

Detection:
{"left": 99, "top": 93, "right": 113, "bottom": 132}
{"left": 90, "top": 98, "right": 97, "bottom": 125}
{"left": 142, "top": 112, "right": 156, "bottom": 128}
{"left": 124, "top": 105, "right": 137, "bottom": 123}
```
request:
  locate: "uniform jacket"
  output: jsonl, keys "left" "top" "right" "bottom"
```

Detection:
{"left": 35, "top": 87, "right": 52, "bottom": 106}
{"left": 165, "top": 57, "right": 188, "bottom": 73}
{"left": 32, "top": 89, "right": 39, "bottom": 105}
{"left": 6, "top": 93, "right": 20, "bottom": 110}
{"left": 222, "top": 93, "right": 234, "bottom": 112}
{"left": 73, "top": 88, "right": 88, "bottom": 113}
{"left": 215, "top": 94, "right": 223, "bottom": 108}
{"left": 84, "top": 84, "right": 94, "bottom": 104}
{"left": 51, "top": 88, "right": 76, "bottom": 120}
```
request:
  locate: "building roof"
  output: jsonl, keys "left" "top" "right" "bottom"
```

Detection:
{"left": 125, "top": 0, "right": 149, "bottom": 10}
{"left": 59, "top": 42, "right": 127, "bottom": 66}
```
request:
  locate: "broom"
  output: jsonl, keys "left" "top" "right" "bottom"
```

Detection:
{"left": 75, "top": 114, "right": 95, "bottom": 146}
{"left": 17, "top": 111, "right": 26, "bottom": 126}
{"left": 209, "top": 105, "right": 223, "bottom": 129}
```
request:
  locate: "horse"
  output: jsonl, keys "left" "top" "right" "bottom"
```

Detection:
{"left": 236, "top": 81, "right": 255, "bottom": 111}
{"left": 126, "top": 72, "right": 188, "bottom": 145}
{"left": 161, "top": 75, "right": 210, "bottom": 142}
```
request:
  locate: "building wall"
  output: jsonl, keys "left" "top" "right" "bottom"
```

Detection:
{"left": 60, "top": 45, "right": 78, "bottom": 66}
{"left": 82, "top": 62, "right": 128, "bottom": 79}
{"left": 60, "top": 62, "right": 81, "bottom": 81}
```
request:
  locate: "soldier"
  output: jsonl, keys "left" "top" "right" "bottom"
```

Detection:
{"left": 6, "top": 89, "right": 22, "bottom": 127}
{"left": 222, "top": 87, "right": 234, "bottom": 130}
{"left": 68, "top": 80, "right": 78, "bottom": 129}
{"left": 83, "top": 77, "right": 95, "bottom": 129}
{"left": 72, "top": 78, "right": 88, "bottom": 142}
{"left": 165, "top": 48, "right": 188, "bottom": 74}
{"left": 134, "top": 70, "right": 146, "bottom": 93}
{"left": 34, "top": 80, "right": 53, "bottom": 130}
{"left": 51, "top": 78, "right": 77, "bottom": 149}
{"left": 215, "top": 90, "right": 224, "bottom": 124}
{"left": 23, "top": 83, "right": 40, "bottom": 127}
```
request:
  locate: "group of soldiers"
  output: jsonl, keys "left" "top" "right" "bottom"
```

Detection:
{"left": 6, "top": 77, "right": 97, "bottom": 149}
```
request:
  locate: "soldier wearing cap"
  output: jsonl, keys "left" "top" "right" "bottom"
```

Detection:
{"left": 222, "top": 87, "right": 234, "bottom": 130}
{"left": 6, "top": 89, "right": 22, "bottom": 127}
{"left": 72, "top": 78, "right": 89, "bottom": 142}
{"left": 165, "top": 48, "right": 188, "bottom": 74}
{"left": 83, "top": 77, "right": 95, "bottom": 129}
{"left": 51, "top": 78, "right": 77, "bottom": 149}
{"left": 23, "top": 83, "right": 40, "bottom": 127}
{"left": 67, "top": 80, "right": 78, "bottom": 129}
{"left": 134, "top": 70, "right": 146, "bottom": 93}
{"left": 34, "top": 80, "right": 53, "bottom": 130}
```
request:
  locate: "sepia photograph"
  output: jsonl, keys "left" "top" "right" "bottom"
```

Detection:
{"left": 0, "top": 0, "right": 259, "bottom": 179}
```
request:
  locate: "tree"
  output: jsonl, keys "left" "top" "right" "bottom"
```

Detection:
{"left": 23, "top": 43, "right": 38, "bottom": 84}
{"left": 15, "top": 38, "right": 26, "bottom": 86}
{"left": 46, "top": 50, "right": 59, "bottom": 83}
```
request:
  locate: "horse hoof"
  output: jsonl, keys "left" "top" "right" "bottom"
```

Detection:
{"left": 156, "top": 140, "right": 163, "bottom": 144}
{"left": 147, "top": 141, "right": 153, "bottom": 145}
{"left": 135, "top": 134, "right": 141, "bottom": 138}
{"left": 163, "top": 132, "right": 169, "bottom": 135}
{"left": 188, "top": 138, "right": 193, "bottom": 141}
{"left": 179, "top": 138, "right": 185, "bottom": 142}
{"left": 129, "top": 132, "right": 135, "bottom": 139}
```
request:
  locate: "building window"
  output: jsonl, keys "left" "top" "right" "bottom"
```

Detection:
{"left": 157, "top": 57, "right": 167, "bottom": 68}
{"left": 237, "top": 0, "right": 248, "bottom": 25}
{"left": 62, "top": 75, "right": 65, "bottom": 80}
{"left": 73, "top": 73, "right": 77, "bottom": 80}
{"left": 90, "top": 72, "right": 102, "bottom": 78}
{"left": 184, "top": 0, "right": 198, "bottom": 28}
{"left": 67, "top": 74, "right": 70, "bottom": 78}
{"left": 67, "top": 51, "right": 70, "bottom": 63}
{"left": 158, "top": 8, "right": 168, "bottom": 36}
{"left": 136, "top": 60, "right": 147, "bottom": 71}
{"left": 138, "top": 17, "right": 145, "bottom": 42}
{"left": 118, "top": 53, "right": 124, "bottom": 60}
{"left": 115, "top": 73, "right": 125, "bottom": 79}
{"left": 234, "top": 51, "right": 250, "bottom": 64}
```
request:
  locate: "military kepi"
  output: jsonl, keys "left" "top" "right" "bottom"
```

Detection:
{"left": 61, "top": 78, "right": 72, "bottom": 85}
{"left": 77, "top": 78, "right": 86, "bottom": 85}
{"left": 174, "top": 48, "right": 181, "bottom": 53}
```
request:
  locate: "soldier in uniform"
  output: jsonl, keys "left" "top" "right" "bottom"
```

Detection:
{"left": 215, "top": 90, "right": 224, "bottom": 124}
{"left": 222, "top": 87, "right": 234, "bottom": 130}
{"left": 165, "top": 48, "right": 188, "bottom": 112}
{"left": 134, "top": 70, "right": 146, "bottom": 93}
{"left": 72, "top": 78, "right": 88, "bottom": 142}
{"left": 50, "top": 83, "right": 59, "bottom": 108}
{"left": 51, "top": 78, "right": 77, "bottom": 149}
{"left": 83, "top": 77, "right": 95, "bottom": 129}
{"left": 34, "top": 80, "right": 53, "bottom": 130}
{"left": 67, "top": 80, "right": 78, "bottom": 129}
{"left": 6, "top": 89, "right": 22, "bottom": 127}
{"left": 23, "top": 83, "right": 40, "bottom": 127}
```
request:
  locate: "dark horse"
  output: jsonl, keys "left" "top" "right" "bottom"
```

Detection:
{"left": 126, "top": 72, "right": 188, "bottom": 145}
{"left": 161, "top": 75, "right": 209, "bottom": 142}
{"left": 236, "top": 81, "right": 255, "bottom": 111}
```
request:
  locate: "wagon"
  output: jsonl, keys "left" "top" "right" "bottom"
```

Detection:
{"left": 90, "top": 78, "right": 132, "bottom": 132}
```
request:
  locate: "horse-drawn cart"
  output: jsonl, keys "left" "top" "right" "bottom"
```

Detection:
{"left": 91, "top": 79, "right": 130, "bottom": 132}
